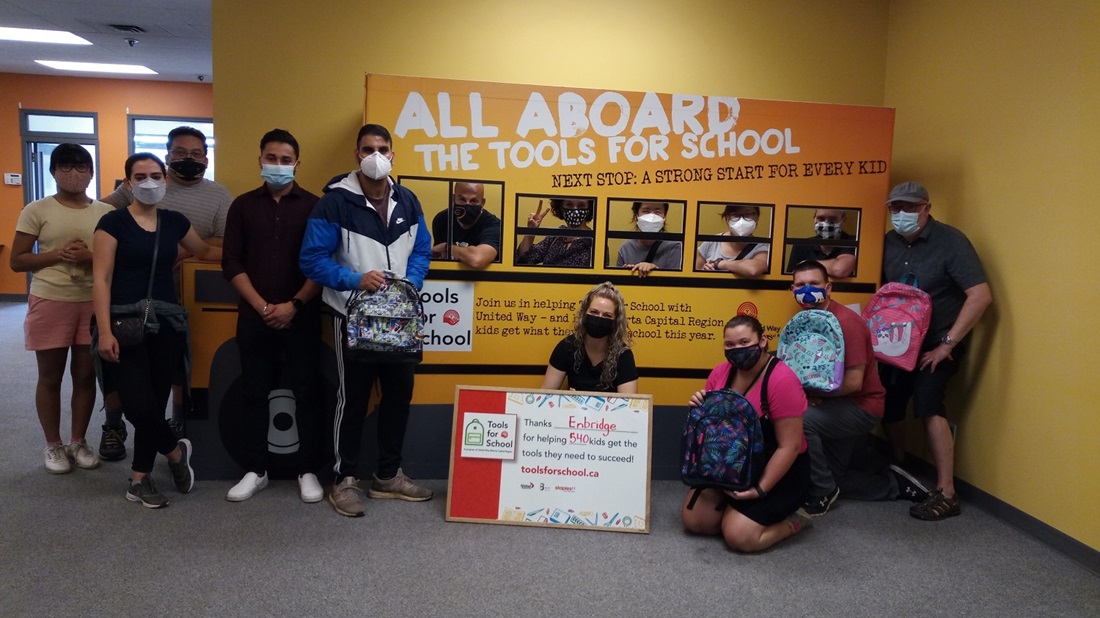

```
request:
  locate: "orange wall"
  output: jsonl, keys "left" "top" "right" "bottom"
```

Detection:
{"left": 0, "top": 73, "right": 212, "bottom": 295}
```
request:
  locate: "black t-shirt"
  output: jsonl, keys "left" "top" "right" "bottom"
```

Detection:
{"left": 96, "top": 208, "right": 191, "bottom": 305}
{"left": 432, "top": 209, "right": 502, "bottom": 253}
{"left": 786, "top": 231, "right": 856, "bottom": 271}
{"left": 548, "top": 337, "right": 638, "bottom": 392}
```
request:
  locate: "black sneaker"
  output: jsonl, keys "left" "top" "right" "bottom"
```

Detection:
{"left": 168, "top": 439, "right": 194, "bottom": 493}
{"left": 99, "top": 424, "right": 128, "bottom": 462}
{"left": 126, "top": 477, "right": 168, "bottom": 509}
{"left": 801, "top": 486, "right": 840, "bottom": 516}
{"left": 889, "top": 464, "right": 931, "bottom": 502}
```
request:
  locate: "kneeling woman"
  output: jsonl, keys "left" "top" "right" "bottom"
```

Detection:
{"left": 92, "top": 153, "right": 220, "bottom": 508}
{"left": 681, "top": 314, "right": 811, "bottom": 552}
{"left": 540, "top": 282, "right": 638, "bottom": 394}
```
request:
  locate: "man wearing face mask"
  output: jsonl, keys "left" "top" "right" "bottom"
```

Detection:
{"left": 300, "top": 123, "right": 433, "bottom": 518}
{"left": 789, "top": 260, "right": 893, "bottom": 516}
{"left": 221, "top": 129, "right": 324, "bottom": 503}
{"left": 430, "top": 182, "right": 500, "bottom": 268}
{"left": 100, "top": 126, "right": 231, "bottom": 446}
{"left": 785, "top": 208, "right": 857, "bottom": 279}
{"left": 880, "top": 181, "right": 993, "bottom": 521}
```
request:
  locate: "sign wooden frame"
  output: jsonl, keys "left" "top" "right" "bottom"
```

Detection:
{"left": 446, "top": 385, "right": 653, "bottom": 533}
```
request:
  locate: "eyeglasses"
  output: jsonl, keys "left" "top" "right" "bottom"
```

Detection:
{"left": 888, "top": 202, "right": 927, "bottom": 214}
{"left": 170, "top": 148, "right": 205, "bottom": 159}
{"left": 57, "top": 163, "right": 90, "bottom": 173}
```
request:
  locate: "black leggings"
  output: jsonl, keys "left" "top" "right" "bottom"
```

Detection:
{"left": 101, "top": 326, "right": 185, "bottom": 473}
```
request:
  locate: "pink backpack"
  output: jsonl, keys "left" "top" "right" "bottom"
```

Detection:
{"left": 862, "top": 276, "right": 931, "bottom": 371}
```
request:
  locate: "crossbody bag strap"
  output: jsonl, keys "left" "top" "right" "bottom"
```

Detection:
{"left": 141, "top": 211, "right": 161, "bottom": 325}
{"left": 643, "top": 240, "right": 663, "bottom": 264}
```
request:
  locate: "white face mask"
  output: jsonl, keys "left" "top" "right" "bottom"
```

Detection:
{"left": 359, "top": 151, "right": 392, "bottom": 180}
{"left": 132, "top": 178, "right": 166, "bottom": 205}
{"left": 727, "top": 216, "right": 756, "bottom": 237}
{"left": 636, "top": 213, "right": 665, "bottom": 233}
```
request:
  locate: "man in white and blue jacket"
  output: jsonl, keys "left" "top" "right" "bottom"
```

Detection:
{"left": 299, "top": 123, "right": 433, "bottom": 518}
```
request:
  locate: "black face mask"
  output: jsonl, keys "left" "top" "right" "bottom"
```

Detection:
{"left": 725, "top": 344, "right": 764, "bottom": 371}
{"left": 582, "top": 314, "right": 614, "bottom": 339}
{"left": 169, "top": 158, "right": 207, "bottom": 180}
{"left": 454, "top": 204, "right": 482, "bottom": 226}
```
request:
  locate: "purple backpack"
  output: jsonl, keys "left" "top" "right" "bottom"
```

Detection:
{"left": 681, "top": 358, "right": 776, "bottom": 507}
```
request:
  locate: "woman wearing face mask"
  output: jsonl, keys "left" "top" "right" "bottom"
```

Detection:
{"left": 681, "top": 314, "right": 812, "bottom": 553}
{"left": 10, "top": 144, "right": 114, "bottom": 474}
{"left": 615, "top": 201, "right": 683, "bottom": 277}
{"left": 694, "top": 204, "right": 770, "bottom": 276}
{"left": 540, "top": 282, "right": 638, "bottom": 394}
{"left": 91, "top": 153, "right": 220, "bottom": 509}
{"left": 516, "top": 198, "right": 594, "bottom": 267}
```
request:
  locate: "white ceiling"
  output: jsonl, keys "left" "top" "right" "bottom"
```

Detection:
{"left": 0, "top": 0, "right": 212, "bottom": 83}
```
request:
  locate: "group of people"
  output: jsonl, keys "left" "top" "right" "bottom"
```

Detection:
{"left": 12, "top": 122, "right": 991, "bottom": 543}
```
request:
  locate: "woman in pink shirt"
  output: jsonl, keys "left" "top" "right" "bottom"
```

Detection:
{"left": 681, "top": 314, "right": 813, "bottom": 552}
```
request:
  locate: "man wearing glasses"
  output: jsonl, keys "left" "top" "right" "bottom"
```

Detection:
{"left": 879, "top": 181, "right": 994, "bottom": 521}
{"left": 99, "top": 126, "right": 231, "bottom": 455}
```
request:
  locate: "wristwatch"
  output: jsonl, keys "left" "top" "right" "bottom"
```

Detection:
{"left": 291, "top": 298, "right": 304, "bottom": 311}
{"left": 454, "top": 242, "right": 469, "bottom": 248}
{"left": 940, "top": 334, "right": 955, "bottom": 347}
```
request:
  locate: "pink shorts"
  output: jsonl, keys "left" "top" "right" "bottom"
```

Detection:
{"left": 24, "top": 295, "right": 94, "bottom": 351}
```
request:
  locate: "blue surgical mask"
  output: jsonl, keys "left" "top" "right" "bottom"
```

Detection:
{"left": 261, "top": 164, "right": 295, "bottom": 189}
{"left": 891, "top": 211, "right": 921, "bottom": 236}
{"left": 793, "top": 284, "right": 828, "bottom": 308}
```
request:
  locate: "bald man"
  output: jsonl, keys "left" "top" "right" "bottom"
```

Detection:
{"left": 431, "top": 182, "right": 501, "bottom": 268}
{"left": 785, "top": 208, "right": 857, "bottom": 279}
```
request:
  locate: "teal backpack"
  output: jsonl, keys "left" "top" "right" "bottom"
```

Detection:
{"left": 777, "top": 309, "right": 845, "bottom": 393}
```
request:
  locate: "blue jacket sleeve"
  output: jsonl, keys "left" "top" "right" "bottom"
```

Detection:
{"left": 299, "top": 215, "right": 361, "bottom": 292}
{"left": 405, "top": 212, "right": 432, "bottom": 290}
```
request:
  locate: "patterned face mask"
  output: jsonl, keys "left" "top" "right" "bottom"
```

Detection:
{"left": 815, "top": 221, "right": 842, "bottom": 240}
{"left": 563, "top": 208, "right": 589, "bottom": 228}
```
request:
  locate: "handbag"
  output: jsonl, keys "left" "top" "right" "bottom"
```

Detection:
{"left": 110, "top": 212, "right": 160, "bottom": 346}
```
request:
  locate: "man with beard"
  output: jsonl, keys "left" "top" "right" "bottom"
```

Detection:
{"left": 431, "top": 182, "right": 500, "bottom": 268}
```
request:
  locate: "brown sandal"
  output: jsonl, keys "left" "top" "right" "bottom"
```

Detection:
{"left": 909, "top": 489, "right": 960, "bottom": 521}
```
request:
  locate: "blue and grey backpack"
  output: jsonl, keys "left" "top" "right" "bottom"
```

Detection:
{"left": 681, "top": 357, "right": 777, "bottom": 508}
{"left": 777, "top": 309, "right": 845, "bottom": 393}
{"left": 344, "top": 271, "right": 425, "bottom": 363}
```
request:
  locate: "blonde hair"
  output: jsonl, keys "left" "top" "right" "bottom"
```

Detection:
{"left": 571, "top": 282, "right": 633, "bottom": 390}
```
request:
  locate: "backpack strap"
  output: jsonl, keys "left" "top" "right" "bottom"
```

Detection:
{"left": 734, "top": 242, "right": 758, "bottom": 261}
{"left": 758, "top": 355, "right": 777, "bottom": 418}
{"left": 643, "top": 240, "right": 663, "bottom": 264}
{"left": 900, "top": 272, "right": 920, "bottom": 288}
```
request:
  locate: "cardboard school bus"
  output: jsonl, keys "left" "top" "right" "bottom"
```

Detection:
{"left": 183, "top": 76, "right": 894, "bottom": 479}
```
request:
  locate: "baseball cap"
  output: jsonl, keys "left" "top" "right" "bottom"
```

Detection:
{"left": 886, "top": 181, "right": 929, "bottom": 204}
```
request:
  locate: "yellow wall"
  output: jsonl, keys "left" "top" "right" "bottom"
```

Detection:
{"left": 0, "top": 74, "right": 213, "bottom": 295}
{"left": 211, "top": 0, "right": 1099, "bottom": 550}
{"left": 885, "top": 1, "right": 1100, "bottom": 550}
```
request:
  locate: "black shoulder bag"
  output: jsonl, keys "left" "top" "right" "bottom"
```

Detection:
{"left": 110, "top": 212, "right": 160, "bottom": 346}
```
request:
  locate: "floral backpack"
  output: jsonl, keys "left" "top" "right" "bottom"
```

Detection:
{"left": 344, "top": 271, "right": 425, "bottom": 363}
{"left": 681, "top": 358, "right": 777, "bottom": 508}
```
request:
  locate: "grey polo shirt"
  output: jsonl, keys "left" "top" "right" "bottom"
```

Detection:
{"left": 882, "top": 217, "right": 987, "bottom": 348}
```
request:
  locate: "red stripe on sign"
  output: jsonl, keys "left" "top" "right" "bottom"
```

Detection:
{"left": 447, "top": 389, "right": 508, "bottom": 519}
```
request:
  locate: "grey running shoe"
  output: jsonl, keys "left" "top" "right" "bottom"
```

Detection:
{"left": 98, "top": 425, "right": 127, "bottom": 462}
{"left": 44, "top": 444, "right": 72, "bottom": 474}
{"left": 368, "top": 468, "right": 433, "bottom": 502}
{"left": 66, "top": 441, "right": 101, "bottom": 469}
{"left": 126, "top": 476, "right": 168, "bottom": 509}
{"left": 329, "top": 477, "right": 366, "bottom": 517}
{"left": 167, "top": 438, "right": 194, "bottom": 493}
{"left": 786, "top": 508, "right": 815, "bottom": 534}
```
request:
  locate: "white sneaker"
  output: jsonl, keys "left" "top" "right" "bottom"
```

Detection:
{"left": 66, "top": 441, "right": 101, "bottom": 469}
{"left": 226, "top": 471, "right": 268, "bottom": 502}
{"left": 44, "top": 444, "right": 72, "bottom": 474}
{"left": 298, "top": 473, "right": 324, "bottom": 503}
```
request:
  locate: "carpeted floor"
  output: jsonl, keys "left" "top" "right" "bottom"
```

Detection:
{"left": 1, "top": 301, "right": 1098, "bottom": 617}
